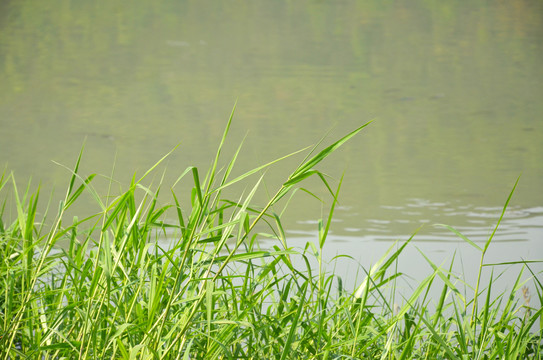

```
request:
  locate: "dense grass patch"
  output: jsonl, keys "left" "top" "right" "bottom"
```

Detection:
{"left": 1, "top": 111, "right": 542, "bottom": 359}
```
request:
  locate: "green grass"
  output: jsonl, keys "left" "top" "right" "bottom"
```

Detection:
{"left": 1, "top": 109, "right": 541, "bottom": 359}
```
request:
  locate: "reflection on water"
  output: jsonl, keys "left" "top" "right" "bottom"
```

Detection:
{"left": 282, "top": 201, "right": 543, "bottom": 287}
{"left": 277, "top": 203, "right": 542, "bottom": 295}
{"left": 288, "top": 203, "right": 543, "bottom": 245}
{"left": 292, "top": 199, "right": 543, "bottom": 243}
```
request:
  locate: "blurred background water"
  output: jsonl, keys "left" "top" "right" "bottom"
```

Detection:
{"left": 1, "top": 0, "right": 542, "bottom": 287}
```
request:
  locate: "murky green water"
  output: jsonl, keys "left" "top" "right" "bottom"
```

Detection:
{"left": 1, "top": 0, "right": 542, "bottom": 276}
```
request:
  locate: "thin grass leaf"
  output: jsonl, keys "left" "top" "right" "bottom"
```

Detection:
{"left": 418, "top": 314, "right": 461, "bottom": 360}
{"left": 320, "top": 173, "right": 343, "bottom": 249}
{"left": 191, "top": 167, "right": 203, "bottom": 208}
{"left": 67, "top": 144, "right": 85, "bottom": 197}
{"left": 435, "top": 223, "right": 482, "bottom": 252}
{"left": 417, "top": 247, "right": 464, "bottom": 301}
{"left": 280, "top": 281, "right": 308, "bottom": 360}
{"left": 65, "top": 174, "right": 96, "bottom": 209}
{"left": 171, "top": 190, "right": 186, "bottom": 231}
{"left": 211, "top": 147, "right": 308, "bottom": 194}
{"left": 484, "top": 176, "right": 520, "bottom": 253}
{"left": 206, "top": 101, "right": 236, "bottom": 193}
{"left": 213, "top": 250, "right": 296, "bottom": 263}
{"left": 290, "top": 121, "right": 372, "bottom": 179}
{"left": 136, "top": 144, "right": 179, "bottom": 184}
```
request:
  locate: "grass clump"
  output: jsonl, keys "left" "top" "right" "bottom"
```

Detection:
{"left": 1, "top": 109, "right": 542, "bottom": 359}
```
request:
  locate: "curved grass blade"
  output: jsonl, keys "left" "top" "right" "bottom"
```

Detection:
{"left": 290, "top": 120, "right": 372, "bottom": 180}
{"left": 484, "top": 176, "right": 520, "bottom": 253}
{"left": 434, "top": 223, "right": 482, "bottom": 252}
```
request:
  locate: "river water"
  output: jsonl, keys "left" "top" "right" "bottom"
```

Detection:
{"left": 1, "top": 0, "right": 542, "bottom": 289}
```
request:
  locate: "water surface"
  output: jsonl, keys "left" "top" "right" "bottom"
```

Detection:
{"left": 1, "top": 0, "right": 542, "bottom": 285}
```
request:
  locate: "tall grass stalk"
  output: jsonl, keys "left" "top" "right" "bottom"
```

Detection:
{"left": 0, "top": 111, "right": 541, "bottom": 359}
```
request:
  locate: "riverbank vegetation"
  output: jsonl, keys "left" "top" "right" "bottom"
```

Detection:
{"left": 1, "top": 113, "right": 541, "bottom": 359}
